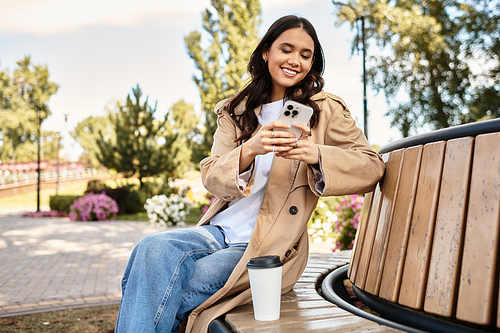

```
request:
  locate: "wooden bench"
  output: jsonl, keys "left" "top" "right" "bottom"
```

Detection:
{"left": 221, "top": 251, "right": 403, "bottom": 332}
{"left": 215, "top": 118, "right": 500, "bottom": 332}
{"left": 349, "top": 118, "right": 500, "bottom": 329}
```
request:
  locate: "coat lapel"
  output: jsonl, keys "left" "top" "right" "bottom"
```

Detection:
{"left": 260, "top": 156, "right": 299, "bottom": 216}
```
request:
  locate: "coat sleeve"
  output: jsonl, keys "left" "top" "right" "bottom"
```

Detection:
{"left": 308, "top": 95, "right": 385, "bottom": 196}
{"left": 199, "top": 104, "right": 255, "bottom": 201}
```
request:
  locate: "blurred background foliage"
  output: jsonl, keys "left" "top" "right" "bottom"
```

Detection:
{"left": 1, "top": 0, "right": 499, "bottom": 248}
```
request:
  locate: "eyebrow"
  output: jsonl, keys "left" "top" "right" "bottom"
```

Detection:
{"left": 279, "top": 42, "right": 313, "bottom": 54}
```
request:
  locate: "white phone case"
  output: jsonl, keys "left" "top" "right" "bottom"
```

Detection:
{"left": 274, "top": 100, "right": 313, "bottom": 138}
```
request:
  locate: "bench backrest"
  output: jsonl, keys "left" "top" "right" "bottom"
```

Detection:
{"left": 348, "top": 119, "right": 500, "bottom": 328}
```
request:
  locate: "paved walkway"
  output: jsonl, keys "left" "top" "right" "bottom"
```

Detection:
{"left": 0, "top": 210, "right": 163, "bottom": 318}
{"left": 0, "top": 210, "right": 333, "bottom": 318}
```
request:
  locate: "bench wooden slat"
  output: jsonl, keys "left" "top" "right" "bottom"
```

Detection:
{"left": 456, "top": 132, "right": 500, "bottom": 326}
{"left": 348, "top": 191, "right": 373, "bottom": 282}
{"left": 365, "top": 149, "right": 404, "bottom": 295}
{"left": 353, "top": 153, "right": 388, "bottom": 290}
{"left": 378, "top": 146, "right": 423, "bottom": 302}
{"left": 225, "top": 303, "right": 401, "bottom": 332}
{"left": 423, "top": 137, "right": 473, "bottom": 317}
{"left": 398, "top": 141, "right": 446, "bottom": 309}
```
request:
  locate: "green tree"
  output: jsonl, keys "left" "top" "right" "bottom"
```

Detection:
{"left": 166, "top": 99, "right": 199, "bottom": 177}
{"left": 71, "top": 113, "right": 113, "bottom": 168}
{"left": 185, "top": 0, "right": 262, "bottom": 160}
{"left": 332, "top": 0, "right": 499, "bottom": 137}
{"left": 41, "top": 130, "right": 62, "bottom": 160}
{"left": 0, "top": 56, "right": 59, "bottom": 162}
{"left": 96, "top": 85, "right": 197, "bottom": 187}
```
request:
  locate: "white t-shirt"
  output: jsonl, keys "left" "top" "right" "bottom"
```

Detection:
{"left": 210, "top": 99, "right": 284, "bottom": 245}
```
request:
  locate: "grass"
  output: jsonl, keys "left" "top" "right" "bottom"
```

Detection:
{"left": 0, "top": 304, "right": 119, "bottom": 333}
{"left": 0, "top": 176, "right": 207, "bottom": 225}
{"left": 0, "top": 180, "right": 89, "bottom": 210}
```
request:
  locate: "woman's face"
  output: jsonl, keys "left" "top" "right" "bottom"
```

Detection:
{"left": 263, "top": 27, "right": 315, "bottom": 102}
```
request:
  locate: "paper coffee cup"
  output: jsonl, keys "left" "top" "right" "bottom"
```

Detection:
{"left": 246, "top": 255, "right": 283, "bottom": 321}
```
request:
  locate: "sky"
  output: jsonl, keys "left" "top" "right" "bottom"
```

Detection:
{"left": 0, "top": 0, "right": 402, "bottom": 161}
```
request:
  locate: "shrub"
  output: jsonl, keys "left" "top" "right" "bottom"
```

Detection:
{"left": 333, "top": 195, "right": 364, "bottom": 251}
{"left": 86, "top": 187, "right": 130, "bottom": 215}
{"left": 84, "top": 179, "right": 176, "bottom": 215}
{"left": 23, "top": 211, "right": 69, "bottom": 218}
{"left": 125, "top": 190, "right": 144, "bottom": 214}
{"left": 135, "top": 180, "right": 177, "bottom": 206}
{"left": 49, "top": 195, "right": 82, "bottom": 213}
{"left": 145, "top": 194, "right": 193, "bottom": 227}
{"left": 307, "top": 197, "right": 341, "bottom": 245}
{"left": 69, "top": 192, "right": 119, "bottom": 221}
{"left": 200, "top": 194, "right": 215, "bottom": 218}
{"left": 307, "top": 195, "right": 364, "bottom": 251}
{"left": 86, "top": 179, "right": 107, "bottom": 191}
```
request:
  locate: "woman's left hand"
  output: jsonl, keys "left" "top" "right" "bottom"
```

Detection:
{"left": 275, "top": 123, "right": 319, "bottom": 165}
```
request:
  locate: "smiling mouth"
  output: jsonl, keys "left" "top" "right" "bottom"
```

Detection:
{"left": 282, "top": 68, "right": 298, "bottom": 76}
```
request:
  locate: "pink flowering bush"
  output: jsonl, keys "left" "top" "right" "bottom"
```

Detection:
{"left": 23, "top": 211, "right": 69, "bottom": 218}
{"left": 200, "top": 196, "right": 216, "bottom": 218}
{"left": 333, "top": 195, "right": 364, "bottom": 251}
{"left": 307, "top": 195, "right": 365, "bottom": 251}
{"left": 69, "top": 192, "right": 119, "bottom": 221}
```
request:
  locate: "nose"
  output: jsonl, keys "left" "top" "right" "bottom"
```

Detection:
{"left": 288, "top": 52, "right": 299, "bottom": 67}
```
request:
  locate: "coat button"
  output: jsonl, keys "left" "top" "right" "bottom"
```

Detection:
{"left": 289, "top": 206, "right": 298, "bottom": 215}
{"left": 285, "top": 250, "right": 292, "bottom": 257}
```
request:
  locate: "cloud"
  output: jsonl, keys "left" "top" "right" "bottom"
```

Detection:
{"left": 0, "top": 0, "right": 211, "bottom": 36}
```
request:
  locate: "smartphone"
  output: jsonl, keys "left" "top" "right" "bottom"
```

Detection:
{"left": 274, "top": 100, "right": 313, "bottom": 138}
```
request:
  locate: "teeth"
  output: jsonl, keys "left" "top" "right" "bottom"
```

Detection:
{"left": 282, "top": 68, "right": 297, "bottom": 75}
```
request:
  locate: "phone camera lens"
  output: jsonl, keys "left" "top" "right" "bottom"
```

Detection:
{"left": 287, "top": 105, "right": 293, "bottom": 110}
{"left": 284, "top": 111, "right": 291, "bottom": 116}
{"left": 292, "top": 110, "right": 299, "bottom": 116}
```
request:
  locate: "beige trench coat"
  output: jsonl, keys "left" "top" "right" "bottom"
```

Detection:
{"left": 185, "top": 91, "right": 385, "bottom": 332}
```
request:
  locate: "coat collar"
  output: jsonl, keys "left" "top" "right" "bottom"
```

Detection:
{"left": 230, "top": 91, "right": 328, "bottom": 116}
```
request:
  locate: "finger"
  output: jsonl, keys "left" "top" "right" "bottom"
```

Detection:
{"left": 269, "top": 120, "right": 291, "bottom": 130}
{"left": 292, "top": 123, "right": 311, "bottom": 138}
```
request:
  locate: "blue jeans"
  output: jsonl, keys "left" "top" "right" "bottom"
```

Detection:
{"left": 115, "top": 225, "right": 246, "bottom": 333}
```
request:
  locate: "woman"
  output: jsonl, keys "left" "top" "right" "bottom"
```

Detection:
{"left": 116, "top": 15, "right": 385, "bottom": 333}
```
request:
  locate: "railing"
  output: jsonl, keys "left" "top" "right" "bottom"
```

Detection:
{"left": 0, "top": 168, "right": 98, "bottom": 189}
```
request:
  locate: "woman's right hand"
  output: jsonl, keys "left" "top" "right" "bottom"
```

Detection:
{"left": 239, "top": 121, "right": 298, "bottom": 171}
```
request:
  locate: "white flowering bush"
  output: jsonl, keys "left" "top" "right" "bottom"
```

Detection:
{"left": 308, "top": 199, "right": 338, "bottom": 245}
{"left": 144, "top": 194, "right": 193, "bottom": 227}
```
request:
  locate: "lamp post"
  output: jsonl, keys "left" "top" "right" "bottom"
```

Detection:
{"left": 55, "top": 132, "right": 61, "bottom": 196}
{"left": 55, "top": 114, "right": 68, "bottom": 196}
{"left": 333, "top": 2, "right": 369, "bottom": 140}
{"left": 36, "top": 109, "right": 41, "bottom": 212}
{"left": 15, "top": 77, "right": 41, "bottom": 212}
{"left": 361, "top": 15, "right": 368, "bottom": 141}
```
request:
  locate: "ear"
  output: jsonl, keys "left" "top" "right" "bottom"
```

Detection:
{"left": 262, "top": 50, "right": 269, "bottom": 62}
{"left": 309, "top": 56, "right": 315, "bottom": 71}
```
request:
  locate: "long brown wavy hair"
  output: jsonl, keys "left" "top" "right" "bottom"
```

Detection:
{"left": 227, "top": 15, "right": 325, "bottom": 142}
